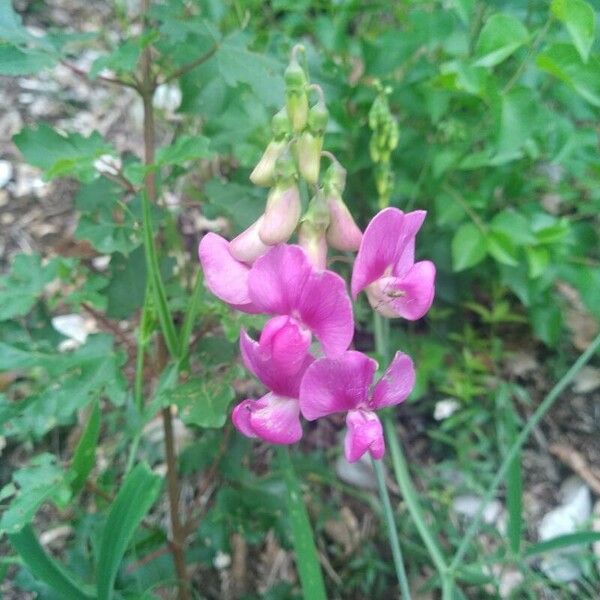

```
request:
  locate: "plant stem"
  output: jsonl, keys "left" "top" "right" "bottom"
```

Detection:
{"left": 383, "top": 417, "right": 449, "bottom": 578}
{"left": 374, "top": 312, "right": 390, "bottom": 362}
{"left": 372, "top": 458, "right": 412, "bottom": 599}
{"left": 139, "top": 2, "right": 189, "bottom": 598}
{"left": 276, "top": 447, "right": 327, "bottom": 600}
{"left": 449, "top": 331, "right": 600, "bottom": 570}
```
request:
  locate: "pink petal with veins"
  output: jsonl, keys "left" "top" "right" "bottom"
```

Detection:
{"left": 370, "top": 351, "right": 415, "bottom": 410}
{"left": 344, "top": 409, "right": 385, "bottom": 462}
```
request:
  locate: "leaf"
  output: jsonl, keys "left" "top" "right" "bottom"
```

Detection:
{"left": 0, "top": 45, "right": 54, "bottom": 75}
{"left": 537, "top": 43, "right": 600, "bottom": 107}
{"left": 491, "top": 210, "right": 536, "bottom": 246}
{"left": 452, "top": 223, "right": 487, "bottom": 272}
{"left": 167, "top": 378, "right": 235, "bottom": 428}
{"left": 486, "top": 231, "right": 519, "bottom": 266}
{"left": 13, "top": 123, "right": 114, "bottom": 183}
{"left": 0, "top": 254, "right": 62, "bottom": 321}
{"left": 90, "top": 39, "right": 141, "bottom": 78}
{"left": 155, "top": 135, "right": 213, "bottom": 165}
{"left": 474, "top": 14, "right": 529, "bottom": 67}
{"left": 96, "top": 463, "right": 162, "bottom": 600}
{"left": 0, "top": 454, "right": 71, "bottom": 535}
{"left": 9, "top": 525, "right": 94, "bottom": 600}
{"left": 69, "top": 402, "right": 101, "bottom": 495}
{"left": 551, "top": 0, "right": 596, "bottom": 62}
{"left": 493, "top": 88, "right": 539, "bottom": 164}
{"left": 525, "top": 531, "right": 600, "bottom": 557}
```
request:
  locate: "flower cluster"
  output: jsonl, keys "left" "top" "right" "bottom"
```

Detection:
{"left": 198, "top": 50, "right": 435, "bottom": 463}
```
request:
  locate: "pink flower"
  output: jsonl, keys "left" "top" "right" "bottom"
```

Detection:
{"left": 351, "top": 208, "right": 435, "bottom": 320}
{"left": 232, "top": 324, "right": 313, "bottom": 444}
{"left": 200, "top": 240, "right": 354, "bottom": 357}
{"left": 299, "top": 350, "right": 415, "bottom": 462}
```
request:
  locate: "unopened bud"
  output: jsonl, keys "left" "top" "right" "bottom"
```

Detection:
{"left": 322, "top": 161, "right": 347, "bottom": 196}
{"left": 229, "top": 216, "right": 270, "bottom": 263}
{"left": 296, "top": 131, "right": 322, "bottom": 185}
{"left": 250, "top": 139, "right": 287, "bottom": 187}
{"left": 273, "top": 147, "right": 297, "bottom": 183}
{"left": 298, "top": 221, "right": 328, "bottom": 270}
{"left": 308, "top": 101, "right": 328, "bottom": 135}
{"left": 285, "top": 60, "right": 308, "bottom": 132}
{"left": 271, "top": 108, "right": 291, "bottom": 140}
{"left": 326, "top": 196, "right": 362, "bottom": 252}
{"left": 259, "top": 183, "right": 301, "bottom": 245}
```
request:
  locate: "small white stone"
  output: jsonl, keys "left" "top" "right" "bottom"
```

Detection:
{"left": 452, "top": 494, "right": 503, "bottom": 525}
{"left": 153, "top": 84, "right": 182, "bottom": 114}
{"left": 92, "top": 255, "right": 111, "bottom": 270}
{"left": 213, "top": 550, "right": 231, "bottom": 570}
{"left": 335, "top": 453, "right": 377, "bottom": 491}
{"left": 52, "top": 314, "right": 89, "bottom": 345}
{"left": 0, "top": 160, "right": 13, "bottom": 188}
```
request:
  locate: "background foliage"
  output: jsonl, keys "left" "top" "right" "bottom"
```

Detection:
{"left": 1, "top": 0, "right": 599, "bottom": 598}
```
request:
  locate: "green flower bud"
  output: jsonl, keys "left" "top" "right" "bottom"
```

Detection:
{"left": 322, "top": 161, "right": 347, "bottom": 196}
{"left": 271, "top": 108, "right": 291, "bottom": 140}
{"left": 296, "top": 131, "right": 322, "bottom": 185}
{"left": 285, "top": 60, "right": 309, "bottom": 132}
{"left": 273, "top": 147, "right": 297, "bottom": 183}
{"left": 308, "top": 101, "right": 328, "bottom": 135}
{"left": 250, "top": 139, "right": 287, "bottom": 187}
{"left": 285, "top": 59, "right": 307, "bottom": 89}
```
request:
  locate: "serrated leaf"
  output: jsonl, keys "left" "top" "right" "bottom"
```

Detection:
{"left": 474, "top": 14, "right": 529, "bottom": 67}
{"left": 0, "top": 454, "right": 71, "bottom": 535}
{"left": 13, "top": 123, "right": 113, "bottom": 183}
{"left": 9, "top": 525, "right": 94, "bottom": 599}
{"left": 537, "top": 43, "right": 600, "bottom": 107}
{"left": 452, "top": 222, "right": 487, "bottom": 271}
{"left": 96, "top": 463, "right": 162, "bottom": 600}
{"left": 551, "top": 0, "right": 596, "bottom": 63}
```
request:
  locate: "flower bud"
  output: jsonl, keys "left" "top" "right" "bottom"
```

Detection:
{"left": 296, "top": 131, "right": 322, "bottom": 185}
{"left": 229, "top": 216, "right": 270, "bottom": 263}
{"left": 250, "top": 139, "right": 287, "bottom": 187}
{"left": 322, "top": 161, "right": 347, "bottom": 197}
{"left": 271, "top": 108, "right": 291, "bottom": 140}
{"left": 298, "top": 192, "right": 329, "bottom": 270}
{"left": 259, "top": 183, "right": 301, "bottom": 245}
{"left": 326, "top": 196, "right": 362, "bottom": 252}
{"left": 285, "top": 60, "right": 308, "bottom": 132}
{"left": 308, "top": 101, "right": 328, "bottom": 135}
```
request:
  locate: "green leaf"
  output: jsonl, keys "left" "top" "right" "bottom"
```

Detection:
{"left": 0, "top": 254, "right": 62, "bottom": 320}
{"left": 526, "top": 246, "right": 550, "bottom": 278}
{"left": 96, "top": 463, "right": 161, "bottom": 600}
{"left": 90, "top": 39, "right": 141, "bottom": 78}
{"left": 203, "top": 178, "right": 264, "bottom": 232}
{"left": 13, "top": 123, "right": 113, "bottom": 182}
{"left": 0, "top": 45, "right": 54, "bottom": 75}
{"left": 167, "top": 378, "right": 235, "bottom": 428}
{"left": 486, "top": 231, "right": 519, "bottom": 266}
{"left": 452, "top": 223, "right": 487, "bottom": 272}
{"left": 537, "top": 43, "right": 600, "bottom": 107}
{"left": 493, "top": 88, "right": 539, "bottom": 164}
{"left": 525, "top": 531, "right": 600, "bottom": 557}
{"left": 69, "top": 402, "right": 101, "bottom": 495}
{"left": 551, "top": 0, "right": 596, "bottom": 62}
{"left": 9, "top": 525, "right": 94, "bottom": 599}
{"left": 491, "top": 211, "right": 536, "bottom": 246}
{"left": 474, "top": 14, "right": 529, "bottom": 67}
{"left": 156, "top": 135, "right": 213, "bottom": 165}
{"left": 0, "top": 454, "right": 71, "bottom": 535}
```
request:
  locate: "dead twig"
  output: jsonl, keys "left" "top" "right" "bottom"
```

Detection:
{"left": 549, "top": 443, "right": 600, "bottom": 496}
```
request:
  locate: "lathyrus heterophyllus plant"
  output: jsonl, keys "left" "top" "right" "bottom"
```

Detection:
{"left": 198, "top": 46, "right": 435, "bottom": 463}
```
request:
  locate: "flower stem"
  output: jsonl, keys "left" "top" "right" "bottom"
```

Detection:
{"left": 374, "top": 312, "right": 390, "bottom": 362}
{"left": 276, "top": 446, "right": 327, "bottom": 600}
{"left": 372, "top": 457, "right": 412, "bottom": 599}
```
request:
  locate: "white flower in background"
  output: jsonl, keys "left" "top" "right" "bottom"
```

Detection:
{"left": 52, "top": 314, "right": 96, "bottom": 351}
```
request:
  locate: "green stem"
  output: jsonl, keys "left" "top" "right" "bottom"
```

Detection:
{"left": 374, "top": 312, "right": 390, "bottom": 362}
{"left": 373, "top": 458, "right": 412, "bottom": 599}
{"left": 450, "top": 331, "right": 600, "bottom": 570}
{"left": 276, "top": 447, "right": 327, "bottom": 600}
{"left": 383, "top": 417, "right": 449, "bottom": 578}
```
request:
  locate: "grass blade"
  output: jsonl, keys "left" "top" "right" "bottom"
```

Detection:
{"left": 70, "top": 400, "right": 101, "bottom": 495}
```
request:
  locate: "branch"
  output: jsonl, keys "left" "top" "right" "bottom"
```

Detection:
{"left": 59, "top": 59, "right": 139, "bottom": 90}
{"left": 160, "top": 44, "right": 219, "bottom": 84}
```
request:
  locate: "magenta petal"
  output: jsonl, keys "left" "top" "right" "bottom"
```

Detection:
{"left": 259, "top": 316, "right": 312, "bottom": 378}
{"left": 240, "top": 328, "right": 312, "bottom": 398}
{"left": 248, "top": 244, "right": 312, "bottom": 314}
{"left": 229, "top": 216, "right": 270, "bottom": 264}
{"left": 393, "top": 210, "right": 427, "bottom": 277}
{"left": 198, "top": 233, "right": 255, "bottom": 310}
{"left": 232, "top": 400, "right": 258, "bottom": 439}
{"left": 370, "top": 351, "right": 416, "bottom": 410}
{"left": 249, "top": 393, "right": 303, "bottom": 444}
{"left": 367, "top": 261, "right": 435, "bottom": 320}
{"left": 297, "top": 269, "right": 354, "bottom": 357}
{"left": 326, "top": 197, "right": 363, "bottom": 252}
{"left": 299, "top": 351, "right": 377, "bottom": 420}
{"left": 344, "top": 409, "right": 385, "bottom": 463}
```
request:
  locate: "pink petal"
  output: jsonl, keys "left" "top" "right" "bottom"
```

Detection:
{"left": 235, "top": 393, "right": 303, "bottom": 445}
{"left": 393, "top": 210, "right": 427, "bottom": 277}
{"left": 248, "top": 244, "right": 312, "bottom": 315}
{"left": 229, "top": 216, "right": 270, "bottom": 264}
{"left": 297, "top": 269, "right": 354, "bottom": 357}
{"left": 370, "top": 351, "right": 416, "bottom": 410}
{"left": 232, "top": 400, "right": 258, "bottom": 439}
{"left": 198, "top": 233, "right": 256, "bottom": 311}
{"left": 298, "top": 225, "right": 328, "bottom": 271}
{"left": 240, "top": 328, "right": 312, "bottom": 398}
{"left": 351, "top": 208, "right": 427, "bottom": 298}
{"left": 366, "top": 261, "right": 435, "bottom": 320}
{"left": 299, "top": 351, "right": 377, "bottom": 421}
{"left": 259, "top": 184, "right": 301, "bottom": 245}
{"left": 326, "top": 196, "right": 362, "bottom": 252}
{"left": 344, "top": 409, "right": 385, "bottom": 463}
